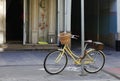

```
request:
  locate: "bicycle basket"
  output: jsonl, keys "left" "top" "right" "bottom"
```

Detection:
{"left": 93, "top": 42, "right": 104, "bottom": 50}
{"left": 59, "top": 32, "right": 71, "bottom": 45}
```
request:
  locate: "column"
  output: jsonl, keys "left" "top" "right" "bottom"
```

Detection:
{"left": 48, "top": 0, "right": 56, "bottom": 43}
{"left": 65, "top": 0, "right": 72, "bottom": 32}
{"left": 48, "top": 0, "right": 56, "bottom": 35}
{"left": 30, "top": 0, "right": 39, "bottom": 44}
{"left": 58, "top": 0, "right": 64, "bottom": 32}
{"left": 0, "top": 0, "right": 6, "bottom": 44}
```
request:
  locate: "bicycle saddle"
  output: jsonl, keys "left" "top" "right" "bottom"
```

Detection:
{"left": 85, "top": 40, "right": 92, "bottom": 43}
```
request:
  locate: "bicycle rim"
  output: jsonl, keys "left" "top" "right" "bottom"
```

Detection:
{"left": 44, "top": 50, "right": 68, "bottom": 74}
{"left": 84, "top": 50, "right": 105, "bottom": 73}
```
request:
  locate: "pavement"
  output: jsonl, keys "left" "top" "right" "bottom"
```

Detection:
{"left": 102, "top": 47, "right": 120, "bottom": 79}
{"left": 71, "top": 46, "right": 120, "bottom": 80}
{"left": 0, "top": 46, "right": 119, "bottom": 81}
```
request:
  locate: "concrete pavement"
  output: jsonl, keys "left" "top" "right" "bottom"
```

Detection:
{"left": 102, "top": 47, "right": 120, "bottom": 79}
{"left": 0, "top": 47, "right": 119, "bottom": 81}
{"left": 72, "top": 46, "right": 120, "bottom": 79}
{"left": 0, "top": 65, "right": 119, "bottom": 81}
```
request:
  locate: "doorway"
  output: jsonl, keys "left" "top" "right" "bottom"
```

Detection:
{"left": 71, "top": 0, "right": 81, "bottom": 47}
{"left": 6, "top": 0, "right": 23, "bottom": 43}
{"left": 71, "top": 0, "right": 99, "bottom": 47}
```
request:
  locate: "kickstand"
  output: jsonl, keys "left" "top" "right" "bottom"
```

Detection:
{"left": 79, "top": 59, "right": 87, "bottom": 76}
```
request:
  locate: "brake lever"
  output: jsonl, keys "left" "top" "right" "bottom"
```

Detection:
{"left": 71, "top": 35, "right": 79, "bottom": 39}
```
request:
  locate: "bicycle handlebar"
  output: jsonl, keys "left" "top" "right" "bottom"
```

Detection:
{"left": 71, "top": 35, "right": 79, "bottom": 39}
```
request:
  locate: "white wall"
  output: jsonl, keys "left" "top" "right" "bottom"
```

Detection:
{"left": 117, "top": 0, "right": 120, "bottom": 40}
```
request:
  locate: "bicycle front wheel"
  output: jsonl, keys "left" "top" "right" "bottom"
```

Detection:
{"left": 44, "top": 50, "right": 68, "bottom": 75}
{"left": 84, "top": 50, "right": 105, "bottom": 73}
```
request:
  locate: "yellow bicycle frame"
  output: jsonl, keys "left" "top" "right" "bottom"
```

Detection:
{"left": 55, "top": 44, "right": 95, "bottom": 65}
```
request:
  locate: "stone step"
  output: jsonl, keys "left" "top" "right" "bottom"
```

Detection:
{"left": 0, "top": 44, "right": 59, "bottom": 51}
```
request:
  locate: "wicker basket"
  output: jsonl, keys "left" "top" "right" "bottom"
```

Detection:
{"left": 59, "top": 32, "right": 71, "bottom": 45}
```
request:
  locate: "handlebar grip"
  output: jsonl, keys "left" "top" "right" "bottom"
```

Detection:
{"left": 71, "top": 35, "right": 79, "bottom": 39}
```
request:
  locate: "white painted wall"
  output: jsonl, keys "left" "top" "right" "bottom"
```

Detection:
{"left": 117, "top": 0, "right": 120, "bottom": 40}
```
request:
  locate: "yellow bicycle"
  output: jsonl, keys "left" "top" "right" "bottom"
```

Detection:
{"left": 44, "top": 32, "right": 105, "bottom": 75}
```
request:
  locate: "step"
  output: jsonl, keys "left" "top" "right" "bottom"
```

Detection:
{"left": 1, "top": 44, "right": 59, "bottom": 51}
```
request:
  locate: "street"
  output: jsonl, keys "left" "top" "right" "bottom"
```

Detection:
{"left": 0, "top": 49, "right": 119, "bottom": 81}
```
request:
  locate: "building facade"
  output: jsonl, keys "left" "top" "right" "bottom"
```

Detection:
{"left": 0, "top": 0, "right": 120, "bottom": 50}
{"left": 0, "top": 0, "right": 71, "bottom": 45}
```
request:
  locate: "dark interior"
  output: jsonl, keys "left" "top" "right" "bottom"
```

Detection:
{"left": 6, "top": 0, "right": 23, "bottom": 43}
{"left": 71, "top": 0, "right": 81, "bottom": 46}
{"left": 71, "top": 0, "right": 98, "bottom": 47}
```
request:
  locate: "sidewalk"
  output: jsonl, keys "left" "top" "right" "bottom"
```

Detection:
{"left": 102, "top": 47, "right": 120, "bottom": 79}
{"left": 0, "top": 46, "right": 120, "bottom": 80}
{"left": 72, "top": 46, "right": 120, "bottom": 79}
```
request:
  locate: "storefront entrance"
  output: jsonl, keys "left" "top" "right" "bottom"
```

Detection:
{"left": 6, "top": 0, "right": 23, "bottom": 43}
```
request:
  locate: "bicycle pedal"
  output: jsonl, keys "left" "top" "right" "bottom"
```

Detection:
{"left": 84, "top": 61, "right": 93, "bottom": 64}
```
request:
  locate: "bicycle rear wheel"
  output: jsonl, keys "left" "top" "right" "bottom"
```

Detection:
{"left": 84, "top": 50, "right": 105, "bottom": 73}
{"left": 44, "top": 50, "right": 68, "bottom": 75}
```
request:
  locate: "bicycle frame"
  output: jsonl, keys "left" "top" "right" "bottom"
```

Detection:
{"left": 57, "top": 44, "right": 83, "bottom": 65}
{"left": 64, "top": 45, "right": 81, "bottom": 64}
{"left": 57, "top": 43, "right": 95, "bottom": 65}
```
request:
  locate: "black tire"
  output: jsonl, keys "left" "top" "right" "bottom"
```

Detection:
{"left": 84, "top": 50, "right": 105, "bottom": 73}
{"left": 44, "top": 50, "right": 68, "bottom": 75}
